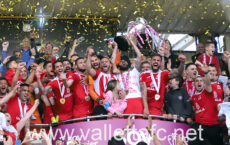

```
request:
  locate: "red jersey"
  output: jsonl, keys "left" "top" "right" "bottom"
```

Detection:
{"left": 183, "top": 80, "right": 195, "bottom": 100}
{"left": 35, "top": 73, "right": 55, "bottom": 123}
{"left": 139, "top": 70, "right": 170, "bottom": 115}
{"left": 7, "top": 96, "right": 32, "bottom": 126}
{"left": 43, "top": 92, "right": 55, "bottom": 124}
{"left": 211, "top": 82, "right": 224, "bottom": 105}
{"left": 93, "top": 70, "right": 117, "bottom": 102}
{"left": 67, "top": 71, "right": 93, "bottom": 118}
{"left": 48, "top": 77, "right": 73, "bottom": 121}
{"left": 191, "top": 89, "right": 219, "bottom": 125}
{"left": 197, "top": 54, "right": 220, "bottom": 76}
{"left": 5, "top": 69, "right": 23, "bottom": 86}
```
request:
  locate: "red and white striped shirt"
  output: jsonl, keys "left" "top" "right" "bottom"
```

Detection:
{"left": 93, "top": 70, "right": 117, "bottom": 99}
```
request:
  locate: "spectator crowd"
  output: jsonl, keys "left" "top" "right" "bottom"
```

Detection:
{"left": 0, "top": 31, "right": 229, "bottom": 145}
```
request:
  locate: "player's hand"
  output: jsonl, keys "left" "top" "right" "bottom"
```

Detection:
{"left": 116, "top": 112, "right": 123, "bottom": 118}
{"left": 107, "top": 112, "right": 113, "bottom": 118}
{"left": 125, "top": 115, "right": 134, "bottom": 129}
{"left": 143, "top": 108, "right": 150, "bottom": 118}
{"left": 178, "top": 54, "right": 186, "bottom": 63}
{"left": 2, "top": 41, "right": 9, "bottom": 51}
{"left": 59, "top": 73, "right": 67, "bottom": 80}
{"left": 17, "top": 62, "right": 26, "bottom": 71}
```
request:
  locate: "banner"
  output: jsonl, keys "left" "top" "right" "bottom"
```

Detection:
{"left": 51, "top": 119, "right": 192, "bottom": 145}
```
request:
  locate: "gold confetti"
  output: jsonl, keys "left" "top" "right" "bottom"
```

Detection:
{"left": 205, "top": 29, "right": 209, "bottom": 35}
{"left": 157, "top": 24, "right": 160, "bottom": 28}
{"left": 0, "top": 7, "right": 7, "bottom": 11}
{"left": 87, "top": 9, "right": 91, "bottom": 14}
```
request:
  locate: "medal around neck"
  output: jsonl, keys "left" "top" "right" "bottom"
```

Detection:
{"left": 155, "top": 94, "right": 160, "bottom": 101}
{"left": 85, "top": 96, "right": 90, "bottom": 101}
{"left": 60, "top": 98, "right": 66, "bottom": 104}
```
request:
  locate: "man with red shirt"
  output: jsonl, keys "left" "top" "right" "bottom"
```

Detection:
{"left": 35, "top": 61, "right": 56, "bottom": 123}
{"left": 7, "top": 84, "right": 32, "bottom": 126}
{"left": 62, "top": 58, "right": 72, "bottom": 73}
{"left": 11, "top": 63, "right": 37, "bottom": 88}
{"left": 208, "top": 64, "right": 224, "bottom": 105}
{"left": 5, "top": 56, "right": 23, "bottom": 86}
{"left": 183, "top": 63, "right": 197, "bottom": 99}
{"left": 87, "top": 53, "right": 117, "bottom": 116}
{"left": 63, "top": 57, "right": 93, "bottom": 118}
{"left": 196, "top": 41, "right": 220, "bottom": 76}
{"left": 140, "top": 53, "right": 185, "bottom": 117}
{"left": 189, "top": 66, "right": 223, "bottom": 145}
{"left": 0, "top": 78, "right": 9, "bottom": 112}
{"left": 88, "top": 54, "right": 101, "bottom": 102}
{"left": 38, "top": 60, "right": 73, "bottom": 122}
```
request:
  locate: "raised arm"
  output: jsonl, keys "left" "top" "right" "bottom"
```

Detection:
{"left": 111, "top": 41, "right": 118, "bottom": 64}
{"left": 119, "top": 115, "right": 134, "bottom": 138}
{"left": 110, "top": 42, "right": 121, "bottom": 74}
{"left": 61, "top": 35, "right": 71, "bottom": 58}
{"left": 158, "top": 47, "right": 166, "bottom": 70}
{"left": 86, "top": 49, "right": 96, "bottom": 77}
{"left": 60, "top": 72, "right": 74, "bottom": 88}
{"left": 16, "top": 99, "right": 40, "bottom": 133}
{"left": 68, "top": 39, "right": 79, "bottom": 59}
{"left": 30, "top": 32, "right": 38, "bottom": 56}
{"left": 0, "top": 85, "right": 18, "bottom": 106}
{"left": 36, "top": 71, "right": 52, "bottom": 95}
{"left": 177, "top": 54, "right": 186, "bottom": 76}
{"left": 203, "top": 65, "right": 212, "bottom": 93}
{"left": 11, "top": 62, "right": 26, "bottom": 89}
{"left": 1, "top": 41, "right": 9, "bottom": 62}
{"left": 146, "top": 116, "right": 162, "bottom": 145}
{"left": 26, "top": 48, "right": 36, "bottom": 69}
{"left": 25, "top": 63, "right": 37, "bottom": 84}
{"left": 127, "top": 34, "right": 142, "bottom": 64}
{"left": 168, "top": 54, "right": 186, "bottom": 78}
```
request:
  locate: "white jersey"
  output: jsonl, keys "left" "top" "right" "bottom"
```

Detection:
{"left": 117, "top": 67, "right": 142, "bottom": 99}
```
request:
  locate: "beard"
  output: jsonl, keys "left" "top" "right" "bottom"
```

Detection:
{"left": 119, "top": 65, "right": 129, "bottom": 71}
{"left": 92, "top": 64, "right": 99, "bottom": 69}
{"left": 78, "top": 68, "right": 86, "bottom": 73}
{"left": 64, "top": 67, "right": 71, "bottom": 73}
{"left": 152, "top": 67, "right": 160, "bottom": 72}
{"left": 0, "top": 88, "right": 7, "bottom": 95}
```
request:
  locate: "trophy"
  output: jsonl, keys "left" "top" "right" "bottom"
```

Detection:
{"left": 127, "top": 17, "right": 165, "bottom": 53}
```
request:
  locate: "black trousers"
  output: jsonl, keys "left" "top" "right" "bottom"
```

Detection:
{"left": 93, "top": 105, "right": 108, "bottom": 120}
{"left": 188, "top": 123, "right": 224, "bottom": 145}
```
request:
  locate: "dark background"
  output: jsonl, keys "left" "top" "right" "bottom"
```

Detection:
{"left": 0, "top": 18, "right": 119, "bottom": 57}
